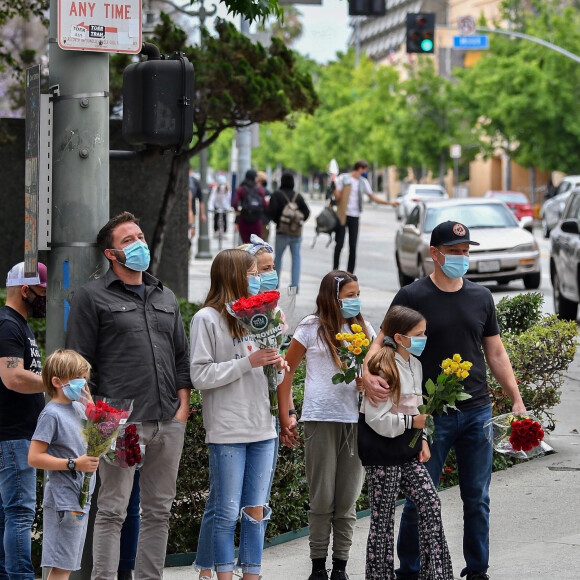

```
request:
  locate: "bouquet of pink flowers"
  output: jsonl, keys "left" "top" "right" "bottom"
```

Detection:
{"left": 80, "top": 397, "right": 133, "bottom": 507}
{"left": 105, "top": 423, "right": 144, "bottom": 469}
{"left": 227, "top": 290, "right": 283, "bottom": 415}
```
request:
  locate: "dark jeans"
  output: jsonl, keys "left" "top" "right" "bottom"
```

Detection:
{"left": 395, "top": 405, "right": 493, "bottom": 579}
{"left": 118, "top": 470, "right": 141, "bottom": 571}
{"left": 333, "top": 215, "right": 359, "bottom": 273}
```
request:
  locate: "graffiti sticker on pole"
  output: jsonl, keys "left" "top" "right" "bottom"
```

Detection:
{"left": 58, "top": 0, "right": 142, "bottom": 53}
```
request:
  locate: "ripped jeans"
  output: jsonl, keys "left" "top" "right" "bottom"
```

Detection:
{"left": 196, "top": 438, "right": 276, "bottom": 575}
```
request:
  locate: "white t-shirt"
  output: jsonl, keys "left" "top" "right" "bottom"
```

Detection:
{"left": 335, "top": 174, "right": 373, "bottom": 218}
{"left": 294, "top": 315, "right": 376, "bottom": 423}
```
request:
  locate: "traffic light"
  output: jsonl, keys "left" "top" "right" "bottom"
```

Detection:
{"left": 122, "top": 51, "right": 194, "bottom": 153}
{"left": 349, "top": 0, "right": 386, "bottom": 17}
{"left": 406, "top": 13, "right": 436, "bottom": 54}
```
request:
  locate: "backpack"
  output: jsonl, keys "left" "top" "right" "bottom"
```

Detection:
{"left": 240, "top": 187, "right": 264, "bottom": 223}
{"left": 277, "top": 192, "right": 305, "bottom": 236}
{"left": 312, "top": 204, "right": 339, "bottom": 248}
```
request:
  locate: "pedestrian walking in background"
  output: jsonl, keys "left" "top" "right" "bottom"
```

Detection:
{"left": 233, "top": 169, "right": 267, "bottom": 244}
{"left": 189, "top": 167, "right": 206, "bottom": 241}
{"left": 278, "top": 271, "right": 376, "bottom": 580}
{"left": 359, "top": 306, "right": 453, "bottom": 580}
{"left": 334, "top": 159, "right": 398, "bottom": 273}
{"left": 257, "top": 170, "right": 272, "bottom": 242}
{"left": 267, "top": 172, "right": 311, "bottom": 293}
{"left": 190, "top": 249, "right": 286, "bottom": 580}
{"left": 363, "top": 221, "right": 526, "bottom": 580}
{"left": 0, "top": 261, "right": 46, "bottom": 580}
{"left": 66, "top": 211, "right": 191, "bottom": 580}
{"left": 208, "top": 174, "right": 231, "bottom": 235}
{"left": 28, "top": 349, "right": 100, "bottom": 580}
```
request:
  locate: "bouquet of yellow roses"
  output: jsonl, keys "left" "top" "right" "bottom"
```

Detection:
{"left": 409, "top": 354, "right": 473, "bottom": 448}
{"left": 332, "top": 323, "right": 371, "bottom": 385}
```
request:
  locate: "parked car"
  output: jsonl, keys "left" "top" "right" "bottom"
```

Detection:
{"left": 396, "top": 183, "right": 448, "bottom": 221}
{"left": 395, "top": 198, "right": 541, "bottom": 289}
{"left": 550, "top": 188, "right": 580, "bottom": 320}
{"left": 541, "top": 175, "right": 580, "bottom": 238}
{"left": 483, "top": 190, "right": 534, "bottom": 229}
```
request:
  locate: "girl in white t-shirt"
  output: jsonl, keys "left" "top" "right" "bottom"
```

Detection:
{"left": 278, "top": 270, "right": 375, "bottom": 580}
{"left": 358, "top": 306, "right": 452, "bottom": 580}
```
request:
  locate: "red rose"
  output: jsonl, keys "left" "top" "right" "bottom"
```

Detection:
{"left": 85, "top": 403, "right": 103, "bottom": 422}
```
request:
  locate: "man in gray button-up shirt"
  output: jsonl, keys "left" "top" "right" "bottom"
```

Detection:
{"left": 66, "top": 211, "right": 191, "bottom": 580}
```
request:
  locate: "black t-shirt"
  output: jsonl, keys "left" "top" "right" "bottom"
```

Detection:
{"left": 390, "top": 277, "right": 500, "bottom": 410}
{"left": 0, "top": 306, "right": 44, "bottom": 440}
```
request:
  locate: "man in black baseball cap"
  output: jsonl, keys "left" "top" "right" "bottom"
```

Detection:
{"left": 363, "top": 219, "right": 525, "bottom": 580}
{"left": 429, "top": 220, "right": 480, "bottom": 247}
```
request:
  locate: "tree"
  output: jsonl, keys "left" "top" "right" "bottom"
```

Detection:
{"left": 109, "top": 15, "right": 319, "bottom": 274}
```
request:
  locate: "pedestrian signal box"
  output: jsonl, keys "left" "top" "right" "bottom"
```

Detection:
{"left": 122, "top": 51, "right": 194, "bottom": 153}
{"left": 349, "top": 0, "right": 386, "bottom": 17}
{"left": 406, "top": 13, "right": 436, "bottom": 54}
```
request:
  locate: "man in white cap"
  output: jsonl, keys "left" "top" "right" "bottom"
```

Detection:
{"left": 0, "top": 261, "right": 47, "bottom": 579}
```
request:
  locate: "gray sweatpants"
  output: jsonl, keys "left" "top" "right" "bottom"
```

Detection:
{"left": 303, "top": 421, "right": 365, "bottom": 562}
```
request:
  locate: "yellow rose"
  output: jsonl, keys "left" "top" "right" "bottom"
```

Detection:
{"left": 460, "top": 361, "right": 471, "bottom": 370}
{"left": 354, "top": 339, "right": 363, "bottom": 347}
{"left": 353, "top": 347, "right": 362, "bottom": 355}
{"left": 351, "top": 324, "right": 362, "bottom": 333}
{"left": 335, "top": 333, "right": 343, "bottom": 340}
{"left": 441, "top": 359, "right": 452, "bottom": 369}
{"left": 453, "top": 353, "right": 462, "bottom": 363}
{"left": 362, "top": 339, "right": 370, "bottom": 346}
{"left": 461, "top": 370, "right": 469, "bottom": 379}
{"left": 456, "top": 370, "right": 463, "bottom": 378}
{"left": 444, "top": 367, "right": 452, "bottom": 375}
{"left": 450, "top": 362, "right": 459, "bottom": 371}
{"left": 348, "top": 345, "right": 354, "bottom": 351}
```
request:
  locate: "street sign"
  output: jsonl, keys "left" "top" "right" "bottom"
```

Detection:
{"left": 453, "top": 34, "right": 489, "bottom": 50}
{"left": 450, "top": 144, "right": 462, "bottom": 159}
{"left": 58, "top": 0, "right": 142, "bottom": 53}
{"left": 457, "top": 16, "right": 476, "bottom": 35}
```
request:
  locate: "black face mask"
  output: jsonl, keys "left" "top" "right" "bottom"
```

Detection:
{"left": 24, "top": 287, "right": 46, "bottom": 318}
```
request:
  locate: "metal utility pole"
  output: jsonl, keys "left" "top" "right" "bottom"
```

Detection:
{"left": 236, "top": 17, "right": 252, "bottom": 182}
{"left": 46, "top": 0, "right": 109, "bottom": 355}
{"left": 191, "top": 0, "right": 216, "bottom": 260}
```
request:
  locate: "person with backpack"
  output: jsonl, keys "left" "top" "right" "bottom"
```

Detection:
{"left": 233, "top": 169, "right": 267, "bottom": 243}
{"left": 267, "top": 172, "right": 311, "bottom": 293}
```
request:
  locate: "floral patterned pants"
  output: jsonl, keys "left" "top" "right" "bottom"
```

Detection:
{"left": 365, "top": 460, "right": 453, "bottom": 580}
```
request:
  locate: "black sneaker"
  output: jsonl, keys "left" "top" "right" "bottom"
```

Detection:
{"left": 330, "top": 571, "right": 349, "bottom": 580}
{"left": 466, "top": 573, "right": 489, "bottom": 580}
{"left": 307, "top": 571, "right": 329, "bottom": 580}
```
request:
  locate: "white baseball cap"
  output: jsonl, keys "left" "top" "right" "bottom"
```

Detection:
{"left": 6, "top": 262, "right": 47, "bottom": 287}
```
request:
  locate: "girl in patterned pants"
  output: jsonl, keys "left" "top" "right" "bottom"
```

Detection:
{"left": 358, "top": 306, "right": 453, "bottom": 580}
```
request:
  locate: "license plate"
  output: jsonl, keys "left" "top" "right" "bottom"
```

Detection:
{"left": 478, "top": 260, "right": 500, "bottom": 273}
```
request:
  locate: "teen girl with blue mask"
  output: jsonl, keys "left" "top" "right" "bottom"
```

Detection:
{"left": 278, "top": 270, "right": 375, "bottom": 580}
{"left": 239, "top": 234, "right": 278, "bottom": 293}
{"left": 359, "top": 306, "right": 452, "bottom": 580}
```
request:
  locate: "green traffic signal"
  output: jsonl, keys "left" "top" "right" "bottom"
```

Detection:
{"left": 421, "top": 38, "right": 434, "bottom": 52}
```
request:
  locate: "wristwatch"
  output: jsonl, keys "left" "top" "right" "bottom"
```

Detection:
{"left": 66, "top": 458, "right": 76, "bottom": 472}
{"left": 288, "top": 409, "right": 297, "bottom": 416}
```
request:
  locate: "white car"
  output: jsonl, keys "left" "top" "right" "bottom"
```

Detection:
{"left": 396, "top": 183, "right": 448, "bottom": 220}
{"left": 541, "top": 175, "right": 580, "bottom": 238}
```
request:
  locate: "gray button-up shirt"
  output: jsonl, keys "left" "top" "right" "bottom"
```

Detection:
{"left": 65, "top": 269, "right": 192, "bottom": 422}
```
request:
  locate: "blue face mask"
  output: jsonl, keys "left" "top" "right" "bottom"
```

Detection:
{"left": 62, "top": 378, "right": 86, "bottom": 401}
{"left": 402, "top": 335, "right": 427, "bottom": 357}
{"left": 438, "top": 250, "right": 469, "bottom": 279}
{"left": 248, "top": 275, "right": 261, "bottom": 296}
{"left": 340, "top": 297, "right": 361, "bottom": 319}
{"left": 361, "top": 172, "right": 368, "bottom": 178}
{"left": 120, "top": 240, "right": 150, "bottom": 272}
{"left": 260, "top": 271, "right": 278, "bottom": 292}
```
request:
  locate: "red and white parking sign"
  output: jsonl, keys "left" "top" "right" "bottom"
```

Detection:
{"left": 58, "top": 0, "right": 142, "bottom": 53}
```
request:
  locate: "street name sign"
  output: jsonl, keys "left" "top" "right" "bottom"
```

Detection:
{"left": 453, "top": 34, "right": 489, "bottom": 50}
{"left": 58, "top": 0, "right": 142, "bottom": 53}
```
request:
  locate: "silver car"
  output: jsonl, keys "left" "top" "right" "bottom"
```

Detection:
{"left": 395, "top": 198, "right": 541, "bottom": 289}
{"left": 396, "top": 183, "right": 448, "bottom": 221}
{"left": 541, "top": 175, "right": 580, "bottom": 238}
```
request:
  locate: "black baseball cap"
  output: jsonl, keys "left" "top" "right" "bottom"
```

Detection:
{"left": 430, "top": 221, "right": 480, "bottom": 247}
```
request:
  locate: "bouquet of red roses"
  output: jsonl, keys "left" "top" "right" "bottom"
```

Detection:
{"left": 227, "top": 290, "right": 283, "bottom": 415}
{"left": 80, "top": 397, "right": 133, "bottom": 507}
{"left": 105, "top": 423, "right": 144, "bottom": 469}
{"left": 484, "top": 412, "right": 545, "bottom": 460}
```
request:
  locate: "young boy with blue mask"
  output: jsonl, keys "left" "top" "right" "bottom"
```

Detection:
{"left": 28, "top": 349, "right": 100, "bottom": 580}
